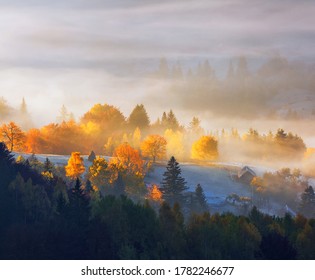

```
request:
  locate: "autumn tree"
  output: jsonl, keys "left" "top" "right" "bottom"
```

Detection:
{"left": 25, "top": 128, "right": 45, "bottom": 154}
{"left": 147, "top": 184, "right": 163, "bottom": 201}
{"left": 191, "top": 135, "right": 218, "bottom": 161}
{"left": 65, "top": 152, "right": 85, "bottom": 179}
{"left": 110, "top": 143, "right": 146, "bottom": 198}
{"left": 164, "top": 129, "right": 184, "bottom": 160}
{"left": 88, "top": 156, "right": 112, "bottom": 193}
{"left": 81, "top": 103, "right": 125, "bottom": 133}
{"left": 161, "top": 156, "right": 188, "bottom": 205}
{"left": 111, "top": 143, "right": 144, "bottom": 175}
{"left": 141, "top": 134, "right": 167, "bottom": 162}
{"left": 128, "top": 104, "right": 150, "bottom": 130}
{"left": 132, "top": 127, "right": 141, "bottom": 149}
{"left": 0, "top": 122, "right": 25, "bottom": 151}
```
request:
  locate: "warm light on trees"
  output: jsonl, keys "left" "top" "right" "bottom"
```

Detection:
{"left": 141, "top": 134, "right": 167, "bottom": 162}
{"left": 110, "top": 143, "right": 144, "bottom": 175}
{"left": 132, "top": 127, "right": 141, "bottom": 149}
{"left": 88, "top": 156, "right": 112, "bottom": 190}
{"left": 164, "top": 129, "right": 184, "bottom": 160}
{"left": 0, "top": 121, "right": 25, "bottom": 152}
{"left": 65, "top": 152, "right": 85, "bottom": 179}
{"left": 191, "top": 135, "right": 218, "bottom": 161}
{"left": 25, "top": 128, "right": 44, "bottom": 153}
{"left": 148, "top": 184, "right": 163, "bottom": 201}
{"left": 128, "top": 104, "right": 150, "bottom": 130}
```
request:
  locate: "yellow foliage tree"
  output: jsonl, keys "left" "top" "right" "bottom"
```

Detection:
{"left": 65, "top": 152, "right": 85, "bottom": 179}
{"left": 164, "top": 129, "right": 184, "bottom": 160}
{"left": 88, "top": 156, "right": 112, "bottom": 189}
{"left": 191, "top": 135, "right": 218, "bottom": 160}
{"left": 141, "top": 134, "right": 167, "bottom": 162}
{"left": 132, "top": 127, "right": 141, "bottom": 149}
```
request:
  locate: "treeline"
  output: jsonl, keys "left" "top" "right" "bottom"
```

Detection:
{"left": 0, "top": 100, "right": 307, "bottom": 165}
{"left": 219, "top": 127, "right": 306, "bottom": 163}
{"left": 1, "top": 143, "right": 315, "bottom": 260}
{"left": 152, "top": 56, "right": 315, "bottom": 119}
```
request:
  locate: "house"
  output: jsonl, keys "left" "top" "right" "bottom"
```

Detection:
{"left": 238, "top": 166, "right": 256, "bottom": 184}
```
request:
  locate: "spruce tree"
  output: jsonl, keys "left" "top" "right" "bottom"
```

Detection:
{"left": 44, "top": 157, "right": 54, "bottom": 172}
{"left": 88, "top": 150, "right": 96, "bottom": 163}
{"left": 192, "top": 184, "right": 208, "bottom": 213}
{"left": 299, "top": 186, "right": 315, "bottom": 218}
{"left": 161, "top": 156, "right": 188, "bottom": 206}
{"left": 128, "top": 104, "right": 150, "bottom": 130}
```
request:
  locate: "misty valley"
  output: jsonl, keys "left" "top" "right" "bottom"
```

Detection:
{"left": 1, "top": 95, "right": 315, "bottom": 260}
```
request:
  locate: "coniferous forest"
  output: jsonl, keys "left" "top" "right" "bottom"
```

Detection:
{"left": 1, "top": 142, "right": 315, "bottom": 260}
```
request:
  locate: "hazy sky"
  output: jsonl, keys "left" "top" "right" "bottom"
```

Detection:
{"left": 0, "top": 0, "right": 314, "bottom": 125}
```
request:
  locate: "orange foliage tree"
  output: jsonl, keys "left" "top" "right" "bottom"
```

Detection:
{"left": 25, "top": 128, "right": 45, "bottom": 153}
{"left": 141, "top": 134, "right": 167, "bottom": 162}
{"left": 191, "top": 135, "right": 218, "bottom": 161}
{"left": 110, "top": 143, "right": 144, "bottom": 175}
{"left": 65, "top": 152, "right": 85, "bottom": 179}
{"left": 0, "top": 121, "right": 25, "bottom": 151}
{"left": 147, "top": 184, "right": 163, "bottom": 201}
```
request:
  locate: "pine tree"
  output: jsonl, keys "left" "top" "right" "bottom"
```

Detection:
{"left": 167, "top": 110, "right": 180, "bottom": 131}
{"left": 192, "top": 184, "right": 208, "bottom": 213}
{"left": 128, "top": 104, "right": 150, "bottom": 130}
{"left": 113, "top": 172, "right": 125, "bottom": 196}
{"left": 161, "top": 156, "right": 188, "bottom": 206}
{"left": 88, "top": 151, "right": 96, "bottom": 163}
{"left": 298, "top": 186, "right": 315, "bottom": 218}
{"left": 44, "top": 157, "right": 54, "bottom": 172}
{"left": 85, "top": 179, "right": 93, "bottom": 193}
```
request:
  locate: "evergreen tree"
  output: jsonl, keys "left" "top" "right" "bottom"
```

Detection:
{"left": 298, "top": 186, "right": 315, "bottom": 218}
{"left": 128, "top": 104, "right": 150, "bottom": 130}
{"left": 113, "top": 172, "right": 125, "bottom": 196}
{"left": 167, "top": 110, "right": 180, "bottom": 131}
{"left": 161, "top": 156, "right": 188, "bottom": 206}
{"left": 85, "top": 179, "right": 93, "bottom": 193}
{"left": 44, "top": 157, "right": 54, "bottom": 173}
{"left": 19, "top": 98, "right": 33, "bottom": 130}
{"left": 191, "top": 184, "right": 208, "bottom": 213}
{"left": 88, "top": 150, "right": 96, "bottom": 163}
{"left": 158, "top": 202, "right": 186, "bottom": 259}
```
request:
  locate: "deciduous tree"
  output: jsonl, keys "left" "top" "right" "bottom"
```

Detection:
{"left": 141, "top": 134, "right": 167, "bottom": 162}
{"left": 65, "top": 152, "right": 85, "bottom": 179}
{"left": 191, "top": 135, "right": 218, "bottom": 161}
{"left": 0, "top": 122, "right": 25, "bottom": 152}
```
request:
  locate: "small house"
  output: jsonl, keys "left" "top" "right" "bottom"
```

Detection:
{"left": 238, "top": 166, "right": 256, "bottom": 184}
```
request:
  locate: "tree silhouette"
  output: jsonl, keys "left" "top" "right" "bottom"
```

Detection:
{"left": 128, "top": 104, "right": 150, "bottom": 130}
{"left": 161, "top": 156, "right": 188, "bottom": 206}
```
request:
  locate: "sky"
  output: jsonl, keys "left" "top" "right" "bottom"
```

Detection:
{"left": 0, "top": 0, "right": 314, "bottom": 125}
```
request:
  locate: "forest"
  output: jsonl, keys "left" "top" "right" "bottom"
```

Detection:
{"left": 1, "top": 61, "right": 315, "bottom": 260}
{"left": 1, "top": 138, "right": 315, "bottom": 260}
